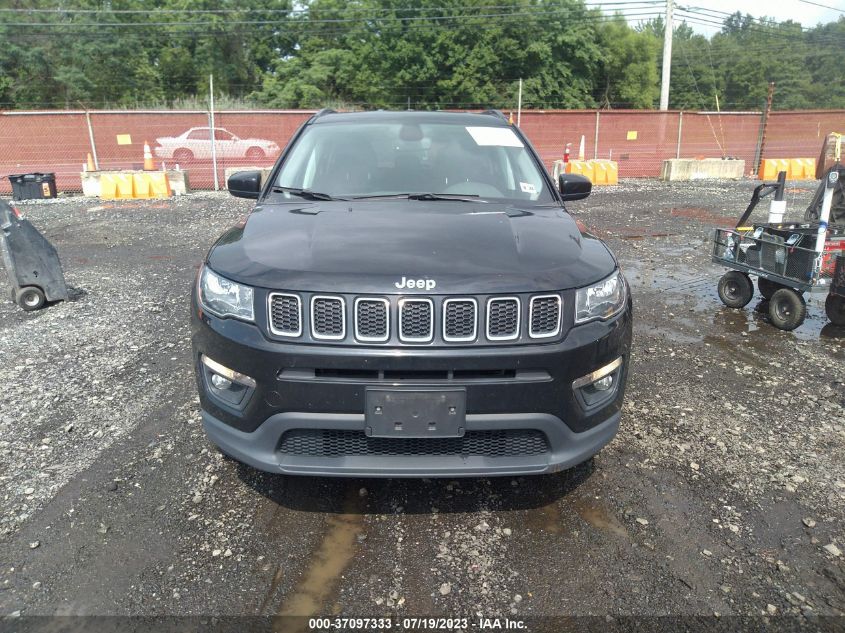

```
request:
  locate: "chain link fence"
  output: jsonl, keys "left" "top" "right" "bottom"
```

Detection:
{"left": 1, "top": 109, "right": 843, "bottom": 194}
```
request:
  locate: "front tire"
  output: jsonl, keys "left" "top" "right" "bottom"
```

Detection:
{"left": 17, "top": 286, "right": 46, "bottom": 311}
{"left": 826, "top": 294, "right": 845, "bottom": 326}
{"left": 768, "top": 288, "right": 807, "bottom": 331}
{"left": 173, "top": 148, "right": 194, "bottom": 163}
{"left": 245, "top": 147, "right": 265, "bottom": 161}
{"left": 718, "top": 271, "right": 753, "bottom": 308}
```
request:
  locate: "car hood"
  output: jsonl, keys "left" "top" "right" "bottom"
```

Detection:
{"left": 207, "top": 200, "right": 616, "bottom": 294}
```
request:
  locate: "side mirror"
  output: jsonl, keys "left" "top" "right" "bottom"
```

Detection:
{"left": 228, "top": 170, "right": 262, "bottom": 199}
{"left": 558, "top": 173, "right": 592, "bottom": 201}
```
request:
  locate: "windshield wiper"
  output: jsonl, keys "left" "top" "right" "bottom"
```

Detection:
{"left": 350, "top": 192, "right": 485, "bottom": 202}
{"left": 271, "top": 186, "right": 340, "bottom": 201}
{"left": 408, "top": 193, "right": 483, "bottom": 202}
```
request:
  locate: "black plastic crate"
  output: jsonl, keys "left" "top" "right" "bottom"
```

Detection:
{"left": 8, "top": 173, "right": 57, "bottom": 201}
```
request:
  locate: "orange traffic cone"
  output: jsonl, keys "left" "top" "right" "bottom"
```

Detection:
{"left": 143, "top": 141, "right": 154, "bottom": 170}
{"left": 86, "top": 153, "right": 96, "bottom": 172}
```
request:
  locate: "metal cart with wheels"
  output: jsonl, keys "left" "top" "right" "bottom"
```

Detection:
{"left": 828, "top": 254, "right": 845, "bottom": 326}
{"left": 0, "top": 199, "right": 68, "bottom": 311}
{"left": 711, "top": 166, "right": 844, "bottom": 331}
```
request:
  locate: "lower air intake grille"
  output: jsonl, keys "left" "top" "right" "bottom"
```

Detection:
{"left": 312, "top": 296, "right": 345, "bottom": 339}
{"left": 529, "top": 295, "right": 561, "bottom": 337}
{"left": 269, "top": 293, "right": 302, "bottom": 336}
{"left": 279, "top": 429, "right": 549, "bottom": 458}
{"left": 487, "top": 298, "right": 520, "bottom": 340}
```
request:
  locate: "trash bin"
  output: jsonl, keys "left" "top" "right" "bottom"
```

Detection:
{"left": 8, "top": 173, "right": 57, "bottom": 201}
{"left": 0, "top": 199, "right": 68, "bottom": 310}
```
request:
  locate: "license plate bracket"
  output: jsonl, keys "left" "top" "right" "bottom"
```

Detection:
{"left": 365, "top": 388, "right": 466, "bottom": 438}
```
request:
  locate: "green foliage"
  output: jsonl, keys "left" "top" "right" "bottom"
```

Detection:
{"left": 657, "top": 12, "right": 844, "bottom": 111}
{"left": 597, "top": 15, "right": 660, "bottom": 108}
{"left": 0, "top": 1, "right": 842, "bottom": 111}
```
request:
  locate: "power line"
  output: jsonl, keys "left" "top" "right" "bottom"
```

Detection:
{"left": 676, "top": 8, "right": 845, "bottom": 43}
{"left": 796, "top": 0, "right": 845, "bottom": 13}
{"left": 0, "top": 9, "right": 665, "bottom": 39}
{"left": 0, "top": 7, "right": 659, "bottom": 28}
{"left": 0, "top": 1, "right": 665, "bottom": 13}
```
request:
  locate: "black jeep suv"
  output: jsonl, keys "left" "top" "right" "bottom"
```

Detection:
{"left": 191, "top": 110, "right": 632, "bottom": 477}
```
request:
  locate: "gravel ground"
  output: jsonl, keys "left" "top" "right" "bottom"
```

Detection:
{"left": 0, "top": 182, "right": 843, "bottom": 628}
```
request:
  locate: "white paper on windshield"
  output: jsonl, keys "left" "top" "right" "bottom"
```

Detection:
{"left": 519, "top": 182, "right": 537, "bottom": 194}
{"left": 465, "top": 126, "right": 524, "bottom": 148}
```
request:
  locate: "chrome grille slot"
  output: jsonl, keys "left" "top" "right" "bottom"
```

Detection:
{"left": 399, "top": 298, "right": 434, "bottom": 342}
{"left": 268, "top": 293, "right": 302, "bottom": 337}
{"left": 354, "top": 298, "right": 389, "bottom": 342}
{"left": 529, "top": 294, "right": 562, "bottom": 338}
{"left": 311, "top": 296, "right": 345, "bottom": 340}
{"left": 443, "top": 298, "right": 477, "bottom": 342}
{"left": 486, "top": 297, "right": 520, "bottom": 341}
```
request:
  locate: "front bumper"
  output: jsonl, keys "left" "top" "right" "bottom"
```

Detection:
{"left": 203, "top": 409, "right": 620, "bottom": 477}
{"left": 191, "top": 295, "right": 632, "bottom": 477}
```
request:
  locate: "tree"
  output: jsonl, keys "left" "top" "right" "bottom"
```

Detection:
{"left": 596, "top": 15, "right": 660, "bottom": 108}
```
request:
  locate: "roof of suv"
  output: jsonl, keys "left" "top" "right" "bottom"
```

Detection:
{"left": 310, "top": 110, "right": 510, "bottom": 127}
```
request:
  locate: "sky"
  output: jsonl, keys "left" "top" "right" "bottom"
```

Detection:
{"left": 594, "top": 0, "right": 845, "bottom": 35}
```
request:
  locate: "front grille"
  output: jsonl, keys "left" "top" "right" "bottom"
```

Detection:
{"left": 266, "top": 291, "right": 569, "bottom": 344}
{"left": 355, "top": 298, "right": 389, "bottom": 342}
{"left": 443, "top": 299, "right": 477, "bottom": 342}
{"left": 279, "top": 429, "right": 549, "bottom": 458}
{"left": 487, "top": 297, "right": 520, "bottom": 340}
{"left": 311, "top": 296, "right": 345, "bottom": 340}
{"left": 268, "top": 293, "right": 302, "bottom": 337}
{"left": 399, "top": 298, "right": 434, "bottom": 342}
{"left": 529, "top": 295, "right": 561, "bottom": 338}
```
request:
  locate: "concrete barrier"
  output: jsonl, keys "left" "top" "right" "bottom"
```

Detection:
{"left": 660, "top": 159, "right": 745, "bottom": 181}
{"left": 224, "top": 166, "right": 273, "bottom": 190}
{"left": 80, "top": 170, "right": 190, "bottom": 198}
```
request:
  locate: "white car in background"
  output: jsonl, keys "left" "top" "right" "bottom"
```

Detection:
{"left": 153, "top": 127, "right": 280, "bottom": 162}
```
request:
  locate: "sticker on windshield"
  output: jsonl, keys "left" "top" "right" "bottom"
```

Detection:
{"left": 519, "top": 182, "right": 537, "bottom": 194}
{"left": 465, "top": 126, "right": 524, "bottom": 148}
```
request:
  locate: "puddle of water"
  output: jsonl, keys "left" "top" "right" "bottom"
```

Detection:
{"left": 572, "top": 498, "right": 629, "bottom": 540}
{"left": 623, "top": 257, "right": 843, "bottom": 344}
{"left": 524, "top": 500, "right": 564, "bottom": 534}
{"left": 275, "top": 485, "right": 364, "bottom": 620}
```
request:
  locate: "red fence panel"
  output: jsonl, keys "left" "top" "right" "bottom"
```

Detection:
{"left": 1, "top": 108, "right": 844, "bottom": 193}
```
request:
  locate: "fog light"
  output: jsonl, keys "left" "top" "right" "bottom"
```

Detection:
{"left": 572, "top": 357, "right": 623, "bottom": 390}
{"left": 200, "top": 355, "right": 256, "bottom": 388}
{"left": 210, "top": 373, "right": 233, "bottom": 390}
{"left": 593, "top": 374, "right": 613, "bottom": 391}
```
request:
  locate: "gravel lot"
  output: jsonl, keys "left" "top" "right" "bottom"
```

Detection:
{"left": 0, "top": 182, "right": 843, "bottom": 627}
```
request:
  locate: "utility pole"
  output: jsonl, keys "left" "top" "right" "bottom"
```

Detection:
{"left": 659, "top": 0, "right": 674, "bottom": 111}
{"left": 754, "top": 82, "right": 776, "bottom": 176}
{"left": 78, "top": 101, "right": 99, "bottom": 170}
{"left": 517, "top": 78, "right": 522, "bottom": 127}
{"left": 209, "top": 74, "right": 219, "bottom": 191}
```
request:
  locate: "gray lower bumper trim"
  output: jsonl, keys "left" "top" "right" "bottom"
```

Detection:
{"left": 202, "top": 410, "right": 620, "bottom": 478}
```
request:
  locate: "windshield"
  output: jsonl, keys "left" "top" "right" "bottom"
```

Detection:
{"left": 274, "top": 120, "right": 555, "bottom": 203}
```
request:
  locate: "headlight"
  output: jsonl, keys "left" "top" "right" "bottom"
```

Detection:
{"left": 575, "top": 270, "right": 626, "bottom": 324}
{"left": 198, "top": 266, "right": 254, "bottom": 321}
